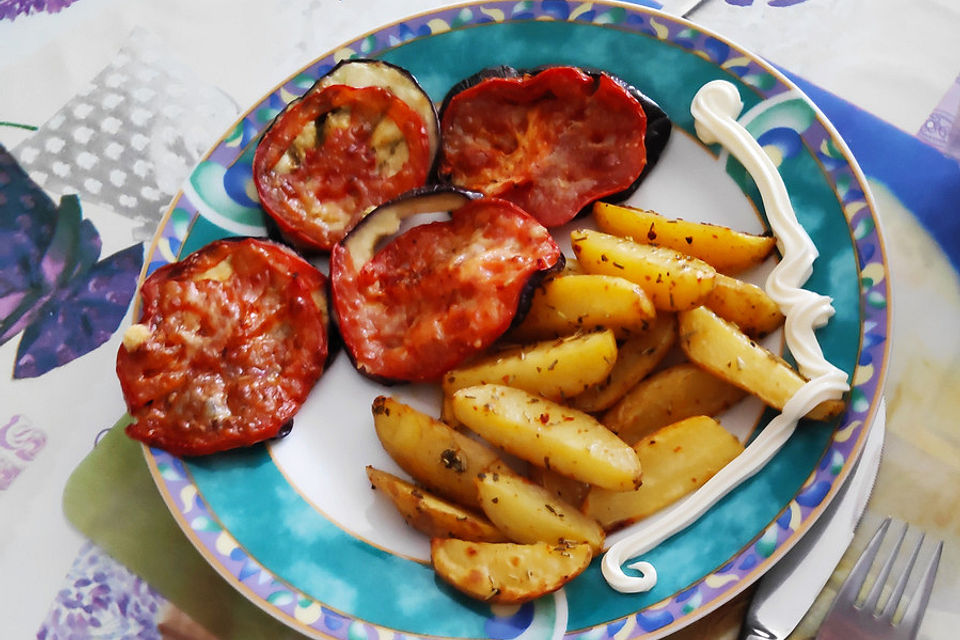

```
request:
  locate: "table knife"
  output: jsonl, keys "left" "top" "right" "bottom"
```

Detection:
{"left": 739, "top": 402, "right": 886, "bottom": 640}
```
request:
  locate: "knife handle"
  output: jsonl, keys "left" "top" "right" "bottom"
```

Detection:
{"left": 739, "top": 628, "right": 776, "bottom": 640}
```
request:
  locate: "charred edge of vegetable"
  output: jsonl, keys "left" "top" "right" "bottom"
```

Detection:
{"left": 510, "top": 251, "right": 567, "bottom": 332}
{"left": 432, "top": 64, "right": 673, "bottom": 210}
{"left": 591, "top": 69, "right": 671, "bottom": 210}
{"left": 273, "top": 419, "right": 295, "bottom": 440}
{"left": 435, "top": 65, "right": 524, "bottom": 120}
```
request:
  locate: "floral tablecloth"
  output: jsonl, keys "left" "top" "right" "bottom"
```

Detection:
{"left": 2, "top": 1, "right": 958, "bottom": 638}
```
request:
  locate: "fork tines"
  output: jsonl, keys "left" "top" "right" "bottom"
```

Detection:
{"left": 818, "top": 517, "right": 943, "bottom": 640}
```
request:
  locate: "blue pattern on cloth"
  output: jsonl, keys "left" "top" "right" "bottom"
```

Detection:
{"left": 786, "top": 71, "right": 960, "bottom": 273}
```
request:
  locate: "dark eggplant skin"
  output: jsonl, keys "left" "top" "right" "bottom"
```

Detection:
{"left": 330, "top": 186, "right": 565, "bottom": 386}
{"left": 433, "top": 64, "right": 672, "bottom": 217}
{"left": 254, "top": 58, "right": 441, "bottom": 254}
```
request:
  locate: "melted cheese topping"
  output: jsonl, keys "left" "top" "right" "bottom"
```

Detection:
{"left": 122, "top": 323, "right": 152, "bottom": 351}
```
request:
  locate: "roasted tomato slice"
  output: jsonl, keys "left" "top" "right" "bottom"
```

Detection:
{"left": 437, "top": 66, "right": 665, "bottom": 227}
{"left": 117, "top": 238, "right": 329, "bottom": 456}
{"left": 253, "top": 83, "right": 432, "bottom": 251}
{"left": 331, "top": 191, "right": 563, "bottom": 383}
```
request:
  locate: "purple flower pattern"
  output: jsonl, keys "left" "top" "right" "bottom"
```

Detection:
{"left": 0, "top": 0, "right": 79, "bottom": 21}
{"left": 0, "top": 414, "right": 46, "bottom": 490}
{"left": 36, "top": 542, "right": 165, "bottom": 639}
{"left": 0, "top": 145, "right": 144, "bottom": 379}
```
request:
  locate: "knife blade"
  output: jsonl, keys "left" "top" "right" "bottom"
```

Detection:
{"left": 739, "top": 400, "right": 886, "bottom": 640}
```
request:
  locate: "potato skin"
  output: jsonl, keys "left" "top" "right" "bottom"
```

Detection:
{"left": 366, "top": 466, "right": 506, "bottom": 542}
{"left": 509, "top": 274, "right": 656, "bottom": 342}
{"left": 442, "top": 330, "right": 618, "bottom": 402}
{"left": 592, "top": 202, "right": 776, "bottom": 275}
{"left": 677, "top": 307, "right": 845, "bottom": 421}
{"left": 601, "top": 363, "right": 747, "bottom": 445}
{"left": 571, "top": 228, "right": 717, "bottom": 312}
{"left": 430, "top": 538, "right": 592, "bottom": 603}
{"left": 583, "top": 415, "right": 744, "bottom": 529}
{"left": 570, "top": 313, "right": 677, "bottom": 413}
{"left": 475, "top": 470, "right": 604, "bottom": 554}
{"left": 372, "top": 396, "right": 501, "bottom": 509}
{"left": 452, "top": 384, "right": 642, "bottom": 491}
{"left": 704, "top": 273, "right": 784, "bottom": 338}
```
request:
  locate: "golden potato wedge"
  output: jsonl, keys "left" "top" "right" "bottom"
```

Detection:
{"left": 602, "top": 363, "right": 747, "bottom": 445}
{"left": 528, "top": 465, "right": 590, "bottom": 509}
{"left": 475, "top": 470, "right": 604, "bottom": 554}
{"left": 570, "top": 313, "right": 678, "bottom": 413}
{"left": 571, "top": 229, "right": 717, "bottom": 311}
{"left": 705, "top": 273, "right": 784, "bottom": 337}
{"left": 583, "top": 416, "right": 744, "bottom": 529}
{"left": 593, "top": 202, "right": 777, "bottom": 275}
{"left": 442, "top": 330, "right": 617, "bottom": 402}
{"left": 430, "top": 539, "right": 592, "bottom": 604}
{"left": 366, "top": 467, "right": 506, "bottom": 542}
{"left": 677, "top": 306, "right": 845, "bottom": 421}
{"left": 452, "top": 384, "right": 642, "bottom": 491}
{"left": 509, "top": 274, "right": 656, "bottom": 342}
{"left": 372, "top": 396, "right": 501, "bottom": 510}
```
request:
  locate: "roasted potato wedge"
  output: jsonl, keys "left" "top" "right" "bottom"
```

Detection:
{"left": 571, "top": 229, "right": 717, "bottom": 312}
{"left": 583, "top": 415, "right": 744, "bottom": 529}
{"left": 366, "top": 466, "right": 506, "bottom": 542}
{"left": 452, "top": 384, "right": 642, "bottom": 491}
{"left": 372, "top": 396, "right": 501, "bottom": 510}
{"left": 602, "top": 363, "right": 747, "bottom": 445}
{"left": 593, "top": 202, "right": 777, "bottom": 275}
{"left": 475, "top": 470, "right": 604, "bottom": 554}
{"left": 677, "top": 306, "right": 845, "bottom": 421}
{"left": 509, "top": 274, "right": 656, "bottom": 342}
{"left": 528, "top": 465, "right": 590, "bottom": 509}
{"left": 570, "top": 313, "right": 678, "bottom": 413}
{"left": 430, "top": 539, "right": 592, "bottom": 604}
{"left": 442, "top": 330, "right": 617, "bottom": 402}
{"left": 704, "top": 273, "right": 784, "bottom": 337}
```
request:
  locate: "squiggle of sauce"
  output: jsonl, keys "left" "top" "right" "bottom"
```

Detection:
{"left": 602, "top": 80, "right": 850, "bottom": 593}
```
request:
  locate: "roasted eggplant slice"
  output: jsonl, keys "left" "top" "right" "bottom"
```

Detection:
{"left": 436, "top": 65, "right": 671, "bottom": 227}
{"left": 117, "top": 238, "right": 330, "bottom": 456}
{"left": 253, "top": 60, "right": 438, "bottom": 252}
{"left": 330, "top": 188, "right": 563, "bottom": 383}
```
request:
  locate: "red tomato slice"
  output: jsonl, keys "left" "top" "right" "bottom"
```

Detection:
{"left": 254, "top": 84, "right": 432, "bottom": 251}
{"left": 117, "top": 238, "right": 329, "bottom": 456}
{"left": 330, "top": 197, "right": 562, "bottom": 383}
{"left": 438, "top": 67, "right": 649, "bottom": 227}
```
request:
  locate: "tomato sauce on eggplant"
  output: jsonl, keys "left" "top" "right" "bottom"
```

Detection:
{"left": 117, "top": 238, "right": 329, "bottom": 456}
{"left": 330, "top": 193, "right": 563, "bottom": 383}
{"left": 436, "top": 65, "right": 671, "bottom": 228}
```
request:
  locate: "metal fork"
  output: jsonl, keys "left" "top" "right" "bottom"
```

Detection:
{"left": 816, "top": 517, "right": 943, "bottom": 640}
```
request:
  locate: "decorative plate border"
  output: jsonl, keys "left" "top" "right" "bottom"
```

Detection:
{"left": 141, "top": 2, "right": 890, "bottom": 639}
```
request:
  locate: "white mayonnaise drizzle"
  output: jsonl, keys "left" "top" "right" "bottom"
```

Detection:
{"left": 602, "top": 80, "right": 850, "bottom": 593}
